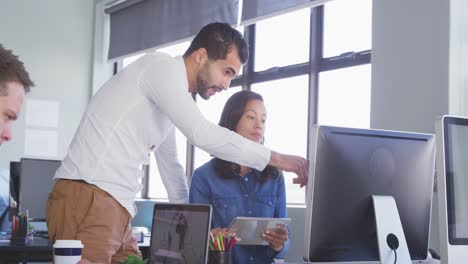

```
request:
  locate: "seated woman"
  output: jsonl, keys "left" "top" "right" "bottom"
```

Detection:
{"left": 189, "top": 90, "right": 289, "bottom": 264}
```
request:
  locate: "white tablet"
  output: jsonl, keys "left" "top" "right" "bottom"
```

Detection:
{"left": 226, "top": 217, "right": 290, "bottom": 245}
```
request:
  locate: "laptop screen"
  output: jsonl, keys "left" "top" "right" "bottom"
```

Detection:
{"left": 148, "top": 203, "right": 212, "bottom": 264}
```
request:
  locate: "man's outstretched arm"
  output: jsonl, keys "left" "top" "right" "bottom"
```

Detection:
{"left": 269, "top": 151, "right": 309, "bottom": 187}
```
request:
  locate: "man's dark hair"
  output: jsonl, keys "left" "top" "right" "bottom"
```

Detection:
{"left": 183, "top": 22, "right": 249, "bottom": 64}
{"left": 213, "top": 90, "right": 279, "bottom": 183}
{"left": 0, "top": 44, "right": 34, "bottom": 95}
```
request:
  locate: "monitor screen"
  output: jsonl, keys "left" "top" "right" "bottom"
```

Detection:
{"left": 18, "top": 158, "right": 61, "bottom": 220}
{"left": 149, "top": 203, "right": 212, "bottom": 264}
{"left": 442, "top": 116, "right": 468, "bottom": 244}
{"left": 304, "top": 125, "right": 435, "bottom": 262}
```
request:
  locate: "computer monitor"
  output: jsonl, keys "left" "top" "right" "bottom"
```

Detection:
{"left": 18, "top": 158, "right": 61, "bottom": 221}
{"left": 436, "top": 115, "right": 468, "bottom": 264}
{"left": 304, "top": 125, "right": 436, "bottom": 263}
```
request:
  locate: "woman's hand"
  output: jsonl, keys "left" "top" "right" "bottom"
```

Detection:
{"left": 262, "top": 225, "right": 288, "bottom": 253}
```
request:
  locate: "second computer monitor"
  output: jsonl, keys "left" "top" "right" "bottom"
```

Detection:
{"left": 304, "top": 125, "right": 436, "bottom": 263}
{"left": 436, "top": 115, "right": 468, "bottom": 264}
{"left": 18, "top": 158, "right": 61, "bottom": 220}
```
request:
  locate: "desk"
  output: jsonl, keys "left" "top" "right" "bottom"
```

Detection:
{"left": 0, "top": 237, "right": 52, "bottom": 263}
{"left": 0, "top": 236, "right": 150, "bottom": 263}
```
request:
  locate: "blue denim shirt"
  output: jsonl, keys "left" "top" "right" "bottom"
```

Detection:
{"left": 189, "top": 159, "right": 289, "bottom": 264}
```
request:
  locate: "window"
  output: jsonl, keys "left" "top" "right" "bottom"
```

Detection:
{"left": 318, "top": 64, "right": 371, "bottom": 128}
{"left": 252, "top": 76, "right": 308, "bottom": 204}
{"left": 323, "top": 0, "right": 372, "bottom": 58}
{"left": 255, "top": 8, "right": 310, "bottom": 71}
{"left": 248, "top": 1, "right": 371, "bottom": 204}
{"left": 317, "top": 0, "right": 372, "bottom": 129}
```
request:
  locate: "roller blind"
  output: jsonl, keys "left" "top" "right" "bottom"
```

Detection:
{"left": 106, "top": 0, "right": 239, "bottom": 60}
{"left": 241, "top": 0, "right": 331, "bottom": 25}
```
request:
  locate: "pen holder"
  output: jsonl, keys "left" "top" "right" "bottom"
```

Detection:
{"left": 208, "top": 250, "right": 231, "bottom": 264}
{"left": 10, "top": 217, "right": 30, "bottom": 246}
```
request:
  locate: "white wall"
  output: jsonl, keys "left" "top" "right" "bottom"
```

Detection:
{"left": 371, "top": 0, "right": 450, "bottom": 133}
{"left": 0, "top": 0, "right": 95, "bottom": 168}
{"left": 448, "top": 0, "right": 468, "bottom": 116}
{"left": 371, "top": 0, "right": 468, "bottom": 254}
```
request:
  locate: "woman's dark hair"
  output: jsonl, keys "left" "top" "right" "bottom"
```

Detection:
{"left": 213, "top": 90, "right": 279, "bottom": 183}
{"left": 183, "top": 22, "right": 248, "bottom": 64}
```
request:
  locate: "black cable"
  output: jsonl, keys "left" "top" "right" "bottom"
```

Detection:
{"left": 387, "top": 233, "right": 399, "bottom": 264}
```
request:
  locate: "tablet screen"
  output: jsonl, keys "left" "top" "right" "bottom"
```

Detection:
{"left": 227, "top": 217, "right": 290, "bottom": 245}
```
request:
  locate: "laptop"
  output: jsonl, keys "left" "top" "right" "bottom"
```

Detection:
{"left": 148, "top": 203, "right": 212, "bottom": 264}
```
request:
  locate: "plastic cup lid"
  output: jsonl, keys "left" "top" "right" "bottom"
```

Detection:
{"left": 53, "top": 240, "right": 84, "bottom": 248}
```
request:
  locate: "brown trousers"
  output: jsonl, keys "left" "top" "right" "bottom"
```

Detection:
{"left": 46, "top": 179, "right": 141, "bottom": 263}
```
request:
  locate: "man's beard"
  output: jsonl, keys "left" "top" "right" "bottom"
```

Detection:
{"left": 195, "top": 74, "right": 211, "bottom": 100}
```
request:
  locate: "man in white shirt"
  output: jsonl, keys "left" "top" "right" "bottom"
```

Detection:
{"left": 46, "top": 22, "right": 308, "bottom": 263}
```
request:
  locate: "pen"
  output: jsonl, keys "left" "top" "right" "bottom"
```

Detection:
{"left": 228, "top": 237, "right": 236, "bottom": 250}
{"left": 220, "top": 233, "right": 224, "bottom": 251}
{"left": 209, "top": 239, "right": 215, "bottom": 250}
{"left": 216, "top": 233, "right": 221, "bottom": 251}
{"left": 210, "top": 232, "right": 216, "bottom": 250}
{"left": 210, "top": 232, "right": 218, "bottom": 251}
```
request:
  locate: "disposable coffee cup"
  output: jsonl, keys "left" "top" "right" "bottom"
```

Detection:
{"left": 53, "top": 240, "right": 84, "bottom": 264}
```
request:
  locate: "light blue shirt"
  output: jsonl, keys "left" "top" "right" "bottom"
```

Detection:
{"left": 189, "top": 159, "right": 289, "bottom": 264}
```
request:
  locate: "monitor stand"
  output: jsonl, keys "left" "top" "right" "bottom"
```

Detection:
{"left": 372, "top": 195, "right": 412, "bottom": 264}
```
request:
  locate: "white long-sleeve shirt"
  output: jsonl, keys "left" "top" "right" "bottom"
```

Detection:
{"left": 54, "top": 53, "right": 271, "bottom": 216}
